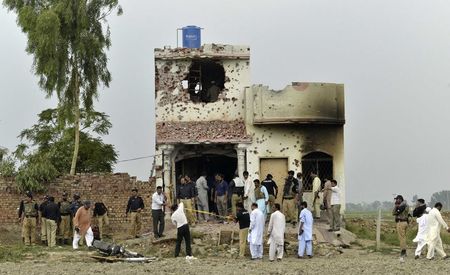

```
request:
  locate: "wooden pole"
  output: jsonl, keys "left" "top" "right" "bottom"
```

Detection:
{"left": 376, "top": 208, "right": 381, "bottom": 251}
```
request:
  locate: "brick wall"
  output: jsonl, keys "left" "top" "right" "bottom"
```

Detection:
{"left": 0, "top": 173, "right": 156, "bottom": 233}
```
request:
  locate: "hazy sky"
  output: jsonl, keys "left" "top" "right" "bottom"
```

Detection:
{"left": 2, "top": 0, "right": 450, "bottom": 203}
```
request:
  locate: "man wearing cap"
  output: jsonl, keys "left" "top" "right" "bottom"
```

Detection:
{"left": 73, "top": 200, "right": 94, "bottom": 249}
{"left": 43, "top": 196, "right": 61, "bottom": 247}
{"left": 18, "top": 191, "right": 39, "bottom": 245}
{"left": 393, "top": 195, "right": 409, "bottom": 259}
{"left": 58, "top": 192, "right": 72, "bottom": 244}
{"left": 126, "top": 188, "right": 145, "bottom": 238}
{"left": 39, "top": 195, "right": 49, "bottom": 245}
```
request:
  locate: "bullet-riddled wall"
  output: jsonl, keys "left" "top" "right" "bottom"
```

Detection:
{"left": 244, "top": 83, "right": 345, "bottom": 210}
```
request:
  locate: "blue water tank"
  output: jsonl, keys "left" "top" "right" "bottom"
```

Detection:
{"left": 182, "top": 26, "right": 201, "bottom": 49}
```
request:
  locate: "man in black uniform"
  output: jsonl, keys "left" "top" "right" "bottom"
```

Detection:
{"left": 126, "top": 188, "right": 145, "bottom": 238}
{"left": 262, "top": 174, "right": 279, "bottom": 214}
{"left": 234, "top": 202, "right": 250, "bottom": 258}
{"left": 39, "top": 195, "right": 49, "bottom": 245}
{"left": 94, "top": 201, "right": 109, "bottom": 240}
{"left": 176, "top": 177, "right": 197, "bottom": 225}
{"left": 43, "top": 196, "right": 61, "bottom": 247}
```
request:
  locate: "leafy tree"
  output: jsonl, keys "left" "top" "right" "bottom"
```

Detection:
{"left": 0, "top": 154, "right": 16, "bottom": 178}
{"left": 430, "top": 190, "right": 450, "bottom": 210}
{"left": 17, "top": 108, "right": 117, "bottom": 173}
{"left": 4, "top": 0, "right": 122, "bottom": 175}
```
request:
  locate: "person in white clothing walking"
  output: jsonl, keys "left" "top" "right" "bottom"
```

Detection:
{"left": 426, "top": 202, "right": 450, "bottom": 260}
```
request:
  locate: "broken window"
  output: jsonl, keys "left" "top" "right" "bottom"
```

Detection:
{"left": 301, "top": 152, "right": 333, "bottom": 192}
{"left": 185, "top": 59, "right": 225, "bottom": 103}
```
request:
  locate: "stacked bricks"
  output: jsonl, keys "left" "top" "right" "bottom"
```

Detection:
{"left": 0, "top": 173, "right": 155, "bottom": 233}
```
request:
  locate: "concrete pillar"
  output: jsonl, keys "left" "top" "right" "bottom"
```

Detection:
{"left": 235, "top": 144, "right": 248, "bottom": 177}
{"left": 160, "top": 144, "right": 175, "bottom": 193}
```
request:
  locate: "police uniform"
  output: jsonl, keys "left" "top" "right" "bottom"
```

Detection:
{"left": 177, "top": 183, "right": 197, "bottom": 225}
{"left": 59, "top": 196, "right": 72, "bottom": 244}
{"left": 93, "top": 202, "right": 109, "bottom": 239}
{"left": 19, "top": 195, "right": 39, "bottom": 245}
{"left": 39, "top": 197, "right": 49, "bottom": 243}
{"left": 282, "top": 177, "right": 298, "bottom": 224}
{"left": 126, "top": 190, "right": 145, "bottom": 238}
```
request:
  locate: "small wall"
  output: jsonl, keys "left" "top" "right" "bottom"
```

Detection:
{"left": 0, "top": 174, "right": 156, "bottom": 233}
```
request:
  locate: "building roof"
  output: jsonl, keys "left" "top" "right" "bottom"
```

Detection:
{"left": 154, "top": 44, "right": 250, "bottom": 60}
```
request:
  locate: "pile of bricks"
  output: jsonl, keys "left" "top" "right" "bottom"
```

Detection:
{"left": 0, "top": 173, "right": 155, "bottom": 232}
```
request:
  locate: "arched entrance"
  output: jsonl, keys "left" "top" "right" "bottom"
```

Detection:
{"left": 301, "top": 151, "right": 333, "bottom": 191}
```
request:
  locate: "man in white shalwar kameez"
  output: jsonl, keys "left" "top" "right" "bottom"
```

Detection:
{"left": 413, "top": 207, "right": 430, "bottom": 259}
{"left": 248, "top": 203, "right": 265, "bottom": 259}
{"left": 298, "top": 201, "right": 314, "bottom": 258}
{"left": 195, "top": 172, "right": 209, "bottom": 221}
{"left": 426, "top": 202, "right": 450, "bottom": 260}
{"left": 243, "top": 171, "right": 255, "bottom": 212}
{"left": 267, "top": 203, "right": 286, "bottom": 261}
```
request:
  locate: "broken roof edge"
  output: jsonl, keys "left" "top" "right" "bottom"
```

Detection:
{"left": 155, "top": 43, "right": 250, "bottom": 60}
{"left": 250, "top": 82, "right": 344, "bottom": 93}
{"left": 156, "top": 139, "right": 252, "bottom": 145}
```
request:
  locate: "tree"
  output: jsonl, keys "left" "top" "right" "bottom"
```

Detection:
{"left": 17, "top": 108, "right": 118, "bottom": 174}
{"left": 4, "top": 0, "right": 122, "bottom": 175}
{"left": 429, "top": 190, "right": 450, "bottom": 210}
{"left": 0, "top": 154, "right": 16, "bottom": 178}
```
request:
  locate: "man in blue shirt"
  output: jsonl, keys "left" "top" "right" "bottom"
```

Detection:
{"left": 214, "top": 174, "right": 228, "bottom": 223}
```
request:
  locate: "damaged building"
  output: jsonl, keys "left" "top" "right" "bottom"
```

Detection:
{"left": 152, "top": 43, "right": 345, "bottom": 208}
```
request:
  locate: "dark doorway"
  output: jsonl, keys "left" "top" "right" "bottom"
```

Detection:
{"left": 301, "top": 152, "right": 333, "bottom": 192}
{"left": 175, "top": 154, "right": 237, "bottom": 183}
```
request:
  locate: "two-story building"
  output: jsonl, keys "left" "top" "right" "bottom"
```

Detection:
{"left": 152, "top": 44, "right": 345, "bottom": 208}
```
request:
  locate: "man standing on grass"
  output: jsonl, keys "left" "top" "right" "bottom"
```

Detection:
{"left": 298, "top": 201, "right": 313, "bottom": 259}
{"left": 393, "top": 195, "right": 409, "bottom": 260}
{"left": 267, "top": 203, "right": 286, "bottom": 262}
{"left": 43, "top": 196, "right": 60, "bottom": 247}
{"left": 39, "top": 195, "right": 49, "bottom": 245}
{"left": 234, "top": 202, "right": 250, "bottom": 258}
{"left": 58, "top": 192, "right": 72, "bottom": 245}
{"left": 426, "top": 202, "right": 450, "bottom": 260}
{"left": 248, "top": 203, "right": 265, "bottom": 260}
{"left": 18, "top": 191, "right": 39, "bottom": 246}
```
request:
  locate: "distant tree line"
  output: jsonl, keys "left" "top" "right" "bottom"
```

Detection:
{"left": 346, "top": 190, "right": 450, "bottom": 212}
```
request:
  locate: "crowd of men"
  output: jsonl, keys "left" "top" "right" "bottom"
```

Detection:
{"left": 168, "top": 170, "right": 342, "bottom": 260}
{"left": 393, "top": 195, "right": 450, "bottom": 261}
{"left": 18, "top": 168, "right": 343, "bottom": 261}
{"left": 19, "top": 191, "right": 109, "bottom": 249}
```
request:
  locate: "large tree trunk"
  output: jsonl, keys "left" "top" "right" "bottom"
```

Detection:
{"left": 70, "top": 72, "right": 80, "bottom": 175}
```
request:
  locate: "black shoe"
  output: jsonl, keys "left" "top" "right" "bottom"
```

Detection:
{"left": 415, "top": 255, "right": 419, "bottom": 260}
{"left": 328, "top": 229, "right": 334, "bottom": 232}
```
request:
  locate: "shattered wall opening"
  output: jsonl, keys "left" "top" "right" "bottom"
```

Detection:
{"left": 185, "top": 59, "right": 225, "bottom": 103}
{"left": 301, "top": 151, "right": 333, "bottom": 191}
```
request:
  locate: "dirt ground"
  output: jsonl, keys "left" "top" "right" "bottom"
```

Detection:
{"left": 1, "top": 215, "right": 450, "bottom": 275}
{"left": 1, "top": 247, "right": 450, "bottom": 275}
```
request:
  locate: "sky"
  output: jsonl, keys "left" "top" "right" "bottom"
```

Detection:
{"left": 2, "top": 0, "right": 450, "bottom": 203}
